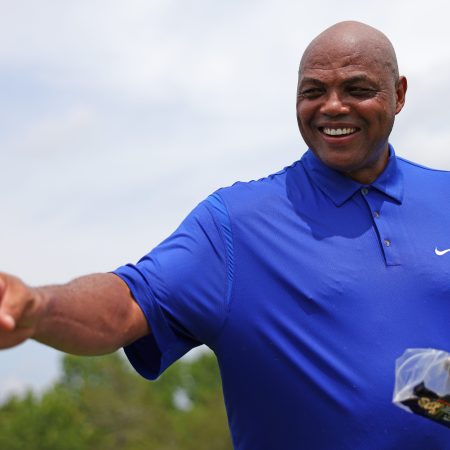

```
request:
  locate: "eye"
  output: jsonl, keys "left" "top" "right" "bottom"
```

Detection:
{"left": 348, "top": 87, "right": 376, "bottom": 98}
{"left": 298, "top": 87, "right": 324, "bottom": 99}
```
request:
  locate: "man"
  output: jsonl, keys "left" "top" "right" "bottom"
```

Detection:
{"left": 1, "top": 21, "right": 449, "bottom": 449}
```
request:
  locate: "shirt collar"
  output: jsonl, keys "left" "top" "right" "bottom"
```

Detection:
{"left": 300, "top": 144, "right": 404, "bottom": 207}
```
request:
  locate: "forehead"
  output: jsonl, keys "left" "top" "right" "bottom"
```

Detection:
{"left": 299, "top": 36, "right": 391, "bottom": 84}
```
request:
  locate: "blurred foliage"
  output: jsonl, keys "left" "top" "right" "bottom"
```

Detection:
{"left": 0, "top": 351, "right": 232, "bottom": 450}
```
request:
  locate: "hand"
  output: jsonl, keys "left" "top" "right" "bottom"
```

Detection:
{"left": 0, "top": 273, "right": 45, "bottom": 349}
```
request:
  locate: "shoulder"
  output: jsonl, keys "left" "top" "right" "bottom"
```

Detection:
{"left": 396, "top": 156, "right": 450, "bottom": 205}
{"left": 207, "top": 160, "right": 303, "bottom": 217}
{"left": 398, "top": 156, "right": 450, "bottom": 177}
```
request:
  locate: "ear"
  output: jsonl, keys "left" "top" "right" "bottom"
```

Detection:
{"left": 395, "top": 76, "right": 407, "bottom": 114}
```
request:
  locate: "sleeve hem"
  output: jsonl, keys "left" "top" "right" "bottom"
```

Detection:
{"left": 112, "top": 269, "right": 190, "bottom": 379}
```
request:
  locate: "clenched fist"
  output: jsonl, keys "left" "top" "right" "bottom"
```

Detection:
{"left": 0, "top": 273, "right": 46, "bottom": 349}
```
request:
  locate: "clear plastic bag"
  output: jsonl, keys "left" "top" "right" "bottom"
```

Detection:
{"left": 393, "top": 348, "right": 450, "bottom": 427}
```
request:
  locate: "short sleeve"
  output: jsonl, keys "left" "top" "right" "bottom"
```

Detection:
{"left": 113, "top": 196, "right": 230, "bottom": 380}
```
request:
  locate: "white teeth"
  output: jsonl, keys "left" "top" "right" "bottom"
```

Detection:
{"left": 323, "top": 127, "right": 356, "bottom": 136}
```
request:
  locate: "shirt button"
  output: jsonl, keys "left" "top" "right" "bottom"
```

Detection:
{"left": 361, "top": 188, "right": 369, "bottom": 195}
{"left": 373, "top": 211, "right": 380, "bottom": 218}
{"left": 384, "top": 239, "right": 391, "bottom": 247}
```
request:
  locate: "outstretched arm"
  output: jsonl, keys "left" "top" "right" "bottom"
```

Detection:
{"left": 0, "top": 272, "right": 149, "bottom": 355}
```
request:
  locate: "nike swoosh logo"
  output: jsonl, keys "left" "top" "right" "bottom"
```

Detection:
{"left": 435, "top": 247, "right": 450, "bottom": 256}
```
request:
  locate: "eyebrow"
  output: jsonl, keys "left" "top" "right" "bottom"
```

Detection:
{"left": 298, "top": 77, "right": 324, "bottom": 86}
{"left": 299, "top": 74, "right": 376, "bottom": 87}
{"left": 343, "top": 75, "right": 376, "bottom": 85}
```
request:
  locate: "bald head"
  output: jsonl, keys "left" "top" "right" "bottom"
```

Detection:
{"left": 299, "top": 21, "right": 399, "bottom": 83}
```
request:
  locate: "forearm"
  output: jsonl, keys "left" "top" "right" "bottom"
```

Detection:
{"left": 33, "top": 273, "right": 150, "bottom": 355}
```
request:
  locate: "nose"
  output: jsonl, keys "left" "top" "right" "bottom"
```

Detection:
{"left": 320, "top": 90, "right": 349, "bottom": 116}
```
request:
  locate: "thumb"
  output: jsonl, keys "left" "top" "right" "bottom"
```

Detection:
{"left": 0, "top": 275, "right": 17, "bottom": 331}
{"left": 0, "top": 313, "right": 16, "bottom": 330}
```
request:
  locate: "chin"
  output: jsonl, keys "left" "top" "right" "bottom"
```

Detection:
{"left": 316, "top": 151, "right": 363, "bottom": 173}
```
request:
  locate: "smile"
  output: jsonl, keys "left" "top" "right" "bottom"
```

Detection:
{"left": 321, "top": 127, "right": 357, "bottom": 136}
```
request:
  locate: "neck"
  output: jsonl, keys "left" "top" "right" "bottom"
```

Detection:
{"left": 344, "top": 149, "right": 390, "bottom": 185}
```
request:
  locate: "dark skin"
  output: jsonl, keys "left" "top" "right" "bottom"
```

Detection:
{"left": 296, "top": 21, "right": 407, "bottom": 184}
{"left": 0, "top": 21, "right": 407, "bottom": 354}
{"left": 0, "top": 272, "right": 149, "bottom": 354}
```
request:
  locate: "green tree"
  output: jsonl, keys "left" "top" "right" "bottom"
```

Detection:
{"left": 0, "top": 351, "right": 232, "bottom": 450}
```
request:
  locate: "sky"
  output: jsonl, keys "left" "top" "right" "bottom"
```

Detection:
{"left": 1, "top": 0, "right": 450, "bottom": 399}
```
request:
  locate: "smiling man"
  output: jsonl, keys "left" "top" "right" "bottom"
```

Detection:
{"left": 1, "top": 21, "right": 450, "bottom": 450}
{"left": 296, "top": 22, "right": 407, "bottom": 183}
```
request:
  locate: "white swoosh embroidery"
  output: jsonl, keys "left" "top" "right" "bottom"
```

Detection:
{"left": 435, "top": 247, "right": 450, "bottom": 256}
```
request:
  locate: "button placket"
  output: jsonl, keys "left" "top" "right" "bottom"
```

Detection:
{"left": 360, "top": 190, "right": 401, "bottom": 266}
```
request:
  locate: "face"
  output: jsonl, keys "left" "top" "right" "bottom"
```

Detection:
{"left": 296, "top": 41, "right": 407, "bottom": 184}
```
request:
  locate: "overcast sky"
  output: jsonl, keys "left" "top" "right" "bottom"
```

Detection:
{"left": 1, "top": 0, "right": 450, "bottom": 399}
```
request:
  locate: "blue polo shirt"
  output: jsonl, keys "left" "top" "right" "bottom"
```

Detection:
{"left": 114, "top": 146, "right": 450, "bottom": 449}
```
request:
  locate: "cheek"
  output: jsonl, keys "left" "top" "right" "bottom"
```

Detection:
{"left": 359, "top": 97, "right": 396, "bottom": 121}
{"left": 296, "top": 103, "right": 312, "bottom": 128}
